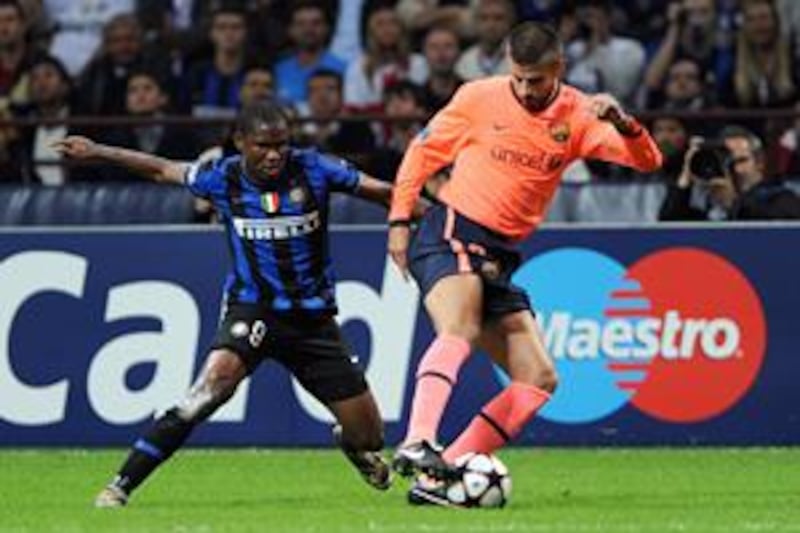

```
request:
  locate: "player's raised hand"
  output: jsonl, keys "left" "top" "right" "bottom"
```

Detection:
{"left": 52, "top": 136, "right": 99, "bottom": 159}
{"left": 588, "top": 93, "right": 641, "bottom": 136}
{"left": 588, "top": 93, "right": 626, "bottom": 122}
{"left": 387, "top": 224, "right": 411, "bottom": 281}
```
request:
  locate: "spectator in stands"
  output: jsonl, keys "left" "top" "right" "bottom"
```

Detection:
{"left": 10, "top": 55, "right": 75, "bottom": 185}
{"left": 183, "top": 4, "right": 250, "bottom": 117}
{"left": 641, "top": 57, "right": 715, "bottom": 111}
{"left": 555, "top": 2, "right": 578, "bottom": 44}
{"left": 299, "top": 68, "right": 375, "bottom": 161}
{"left": 137, "top": 1, "right": 288, "bottom": 69}
{"left": 565, "top": 0, "right": 646, "bottom": 107}
{"left": 239, "top": 63, "right": 274, "bottom": 106}
{"left": 396, "top": 0, "right": 475, "bottom": 44}
{"left": 243, "top": 0, "right": 291, "bottom": 66}
{"left": 368, "top": 80, "right": 427, "bottom": 182}
{"left": 198, "top": 63, "right": 277, "bottom": 161}
{"left": 612, "top": 0, "right": 671, "bottom": 48}
{"left": 137, "top": 0, "right": 240, "bottom": 83}
{"left": 77, "top": 13, "right": 172, "bottom": 117}
{"left": 421, "top": 25, "right": 463, "bottom": 113}
{"left": 344, "top": 4, "right": 428, "bottom": 111}
{"left": 0, "top": 0, "right": 35, "bottom": 108}
{"left": 16, "top": 0, "right": 47, "bottom": 49}
{"left": 649, "top": 116, "right": 690, "bottom": 181}
{"left": 660, "top": 125, "right": 800, "bottom": 220}
{"left": 87, "top": 69, "right": 200, "bottom": 182}
{"left": 274, "top": 2, "right": 346, "bottom": 109}
{"left": 515, "top": 0, "right": 561, "bottom": 22}
{"left": 328, "top": 0, "right": 367, "bottom": 64}
{"left": 775, "top": 102, "right": 800, "bottom": 176}
{"left": 455, "top": 0, "right": 515, "bottom": 81}
{"left": 728, "top": 0, "right": 797, "bottom": 109}
{"left": 45, "top": 0, "right": 134, "bottom": 76}
{"left": 776, "top": 0, "right": 800, "bottom": 60}
{"left": 643, "top": 0, "right": 734, "bottom": 104}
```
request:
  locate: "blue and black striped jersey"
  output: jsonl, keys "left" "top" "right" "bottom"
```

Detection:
{"left": 185, "top": 148, "right": 360, "bottom": 314}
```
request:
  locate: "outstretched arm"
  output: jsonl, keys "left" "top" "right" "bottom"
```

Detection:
{"left": 53, "top": 136, "right": 190, "bottom": 185}
{"left": 354, "top": 172, "right": 393, "bottom": 207}
{"left": 354, "top": 172, "right": 430, "bottom": 219}
{"left": 579, "top": 93, "right": 663, "bottom": 172}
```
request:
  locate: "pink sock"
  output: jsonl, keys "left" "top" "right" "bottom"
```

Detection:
{"left": 443, "top": 382, "right": 551, "bottom": 463}
{"left": 404, "top": 334, "right": 471, "bottom": 445}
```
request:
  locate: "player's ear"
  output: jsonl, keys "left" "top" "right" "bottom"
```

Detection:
{"left": 233, "top": 131, "right": 245, "bottom": 152}
{"left": 553, "top": 55, "right": 566, "bottom": 79}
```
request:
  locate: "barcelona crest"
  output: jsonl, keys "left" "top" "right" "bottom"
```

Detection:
{"left": 549, "top": 122, "right": 570, "bottom": 143}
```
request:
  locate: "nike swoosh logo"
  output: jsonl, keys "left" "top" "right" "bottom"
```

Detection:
{"left": 401, "top": 449, "right": 427, "bottom": 461}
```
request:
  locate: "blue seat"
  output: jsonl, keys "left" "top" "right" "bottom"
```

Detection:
{"left": 0, "top": 184, "right": 196, "bottom": 225}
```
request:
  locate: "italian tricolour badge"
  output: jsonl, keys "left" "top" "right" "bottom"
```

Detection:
{"left": 261, "top": 192, "right": 280, "bottom": 213}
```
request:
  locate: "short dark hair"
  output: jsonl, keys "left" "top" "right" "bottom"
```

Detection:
{"left": 235, "top": 100, "right": 290, "bottom": 135}
{"left": 508, "top": 21, "right": 562, "bottom": 66}
{"left": 211, "top": 1, "right": 247, "bottom": 21}
{"left": 242, "top": 60, "right": 275, "bottom": 80}
{"left": 127, "top": 68, "right": 168, "bottom": 92}
{"left": 384, "top": 81, "right": 426, "bottom": 107}
{"left": 290, "top": 0, "right": 333, "bottom": 26}
{"left": 0, "top": 0, "right": 23, "bottom": 17}
{"left": 308, "top": 68, "right": 343, "bottom": 90}
{"left": 29, "top": 54, "right": 72, "bottom": 87}
{"left": 243, "top": 62, "right": 273, "bottom": 77}
{"left": 424, "top": 24, "right": 460, "bottom": 45}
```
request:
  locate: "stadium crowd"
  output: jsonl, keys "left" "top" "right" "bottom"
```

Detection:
{"left": 1, "top": 0, "right": 799, "bottom": 221}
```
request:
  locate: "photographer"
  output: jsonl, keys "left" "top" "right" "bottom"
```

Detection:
{"left": 660, "top": 126, "right": 800, "bottom": 220}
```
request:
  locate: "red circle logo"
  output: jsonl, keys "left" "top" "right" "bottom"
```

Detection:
{"left": 627, "top": 248, "right": 766, "bottom": 422}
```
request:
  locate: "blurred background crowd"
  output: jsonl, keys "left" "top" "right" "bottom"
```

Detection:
{"left": 1, "top": 0, "right": 799, "bottom": 224}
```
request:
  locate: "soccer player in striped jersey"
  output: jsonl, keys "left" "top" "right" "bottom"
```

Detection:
{"left": 386, "top": 21, "right": 663, "bottom": 505}
{"left": 55, "top": 101, "right": 401, "bottom": 507}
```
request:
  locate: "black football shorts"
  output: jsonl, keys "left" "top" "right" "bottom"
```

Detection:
{"left": 212, "top": 303, "right": 367, "bottom": 403}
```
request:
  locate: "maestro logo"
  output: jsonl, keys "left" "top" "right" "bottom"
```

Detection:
{"left": 508, "top": 247, "right": 766, "bottom": 424}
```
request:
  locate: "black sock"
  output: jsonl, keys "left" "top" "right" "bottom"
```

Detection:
{"left": 110, "top": 409, "right": 195, "bottom": 495}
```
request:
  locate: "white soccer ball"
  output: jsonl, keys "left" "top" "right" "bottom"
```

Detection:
{"left": 445, "top": 452, "right": 512, "bottom": 508}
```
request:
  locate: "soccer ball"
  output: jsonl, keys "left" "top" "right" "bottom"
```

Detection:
{"left": 445, "top": 452, "right": 512, "bottom": 508}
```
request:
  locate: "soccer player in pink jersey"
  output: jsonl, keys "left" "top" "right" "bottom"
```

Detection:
{"left": 386, "top": 21, "right": 663, "bottom": 505}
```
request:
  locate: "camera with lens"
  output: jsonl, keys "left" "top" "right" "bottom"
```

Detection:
{"left": 688, "top": 141, "right": 733, "bottom": 181}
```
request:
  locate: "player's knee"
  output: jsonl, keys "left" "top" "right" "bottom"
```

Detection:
{"left": 513, "top": 365, "right": 558, "bottom": 394}
{"left": 437, "top": 322, "right": 481, "bottom": 344}
{"left": 536, "top": 366, "right": 558, "bottom": 394}
{"left": 175, "top": 374, "right": 238, "bottom": 423}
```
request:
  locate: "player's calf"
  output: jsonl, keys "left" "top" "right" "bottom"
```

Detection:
{"left": 333, "top": 424, "right": 392, "bottom": 491}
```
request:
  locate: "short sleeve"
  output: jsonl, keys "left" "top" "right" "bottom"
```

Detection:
{"left": 184, "top": 158, "right": 225, "bottom": 198}
{"left": 316, "top": 153, "right": 361, "bottom": 192}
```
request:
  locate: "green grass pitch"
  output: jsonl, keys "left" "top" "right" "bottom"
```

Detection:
{"left": 1, "top": 448, "right": 798, "bottom": 532}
